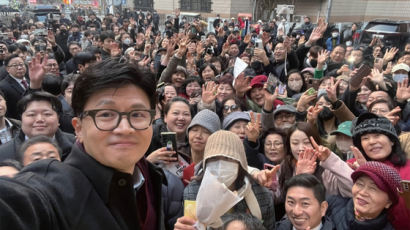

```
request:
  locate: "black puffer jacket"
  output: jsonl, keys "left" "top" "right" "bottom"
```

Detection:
{"left": 326, "top": 196, "right": 394, "bottom": 230}
{"left": 161, "top": 169, "right": 184, "bottom": 230}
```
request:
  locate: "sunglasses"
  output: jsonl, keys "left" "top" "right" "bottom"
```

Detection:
{"left": 223, "top": 104, "right": 239, "bottom": 112}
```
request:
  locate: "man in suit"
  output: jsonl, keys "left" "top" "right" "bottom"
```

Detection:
{"left": 0, "top": 54, "right": 29, "bottom": 120}
{"left": 0, "top": 54, "right": 47, "bottom": 120}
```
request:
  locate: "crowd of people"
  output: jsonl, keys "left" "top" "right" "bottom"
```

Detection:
{"left": 0, "top": 6, "right": 409, "bottom": 230}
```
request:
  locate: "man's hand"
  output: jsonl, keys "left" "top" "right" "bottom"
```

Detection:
{"left": 383, "top": 47, "right": 399, "bottom": 64}
{"left": 316, "top": 49, "right": 330, "bottom": 70}
{"left": 29, "top": 53, "right": 48, "bottom": 89}
{"left": 174, "top": 216, "right": 196, "bottom": 230}
{"left": 396, "top": 78, "right": 410, "bottom": 103}
{"left": 296, "top": 90, "right": 317, "bottom": 112}
{"left": 263, "top": 84, "right": 279, "bottom": 111}
{"left": 47, "top": 30, "right": 56, "bottom": 47}
{"left": 306, "top": 27, "right": 323, "bottom": 46}
{"left": 176, "top": 37, "right": 189, "bottom": 57}
{"left": 243, "top": 33, "right": 251, "bottom": 44}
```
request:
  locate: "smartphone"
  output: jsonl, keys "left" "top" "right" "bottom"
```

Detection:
{"left": 255, "top": 38, "right": 263, "bottom": 49}
{"left": 267, "top": 73, "right": 278, "bottom": 94}
{"left": 306, "top": 87, "right": 317, "bottom": 96}
{"left": 350, "top": 64, "right": 371, "bottom": 87}
{"left": 161, "top": 132, "right": 178, "bottom": 161}
{"left": 200, "top": 35, "right": 206, "bottom": 42}
{"left": 278, "top": 83, "right": 286, "bottom": 95}
{"left": 374, "top": 57, "right": 383, "bottom": 72}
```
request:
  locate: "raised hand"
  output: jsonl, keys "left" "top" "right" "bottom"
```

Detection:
{"left": 28, "top": 53, "right": 47, "bottom": 89}
{"left": 47, "top": 30, "right": 56, "bottom": 46}
{"left": 166, "top": 39, "right": 177, "bottom": 57}
{"left": 252, "top": 165, "right": 280, "bottom": 188}
{"left": 261, "top": 32, "right": 271, "bottom": 46}
{"left": 295, "top": 147, "right": 317, "bottom": 175}
{"left": 326, "top": 77, "right": 341, "bottom": 103}
{"left": 385, "top": 106, "right": 401, "bottom": 125}
{"left": 246, "top": 111, "right": 261, "bottom": 142}
{"left": 243, "top": 33, "right": 251, "bottom": 44}
{"left": 310, "top": 136, "right": 331, "bottom": 161}
{"left": 396, "top": 78, "right": 410, "bottom": 103}
{"left": 383, "top": 47, "right": 399, "bottom": 64}
{"left": 176, "top": 37, "right": 189, "bottom": 57}
{"left": 234, "top": 73, "right": 252, "bottom": 97}
{"left": 306, "top": 104, "right": 323, "bottom": 124}
{"left": 307, "top": 27, "right": 323, "bottom": 45}
{"left": 296, "top": 90, "right": 317, "bottom": 112}
{"left": 349, "top": 146, "right": 367, "bottom": 170}
{"left": 201, "top": 81, "right": 218, "bottom": 104}
{"left": 317, "top": 49, "right": 330, "bottom": 70}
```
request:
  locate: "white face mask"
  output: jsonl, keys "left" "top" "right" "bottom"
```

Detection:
{"left": 393, "top": 73, "right": 408, "bottom": 83}
{"left": 123, "top": 38, "right": 131, "bottom": 45}
{"left": 332, "top": 32, "right": 339, "bottom": 38}
{"left": 206, "top": 160, "right": 239, "bottom": 187}
{"left": 345, "top": 41, "right": 352, "bottom": 46}
{"left": 336, "top": 139, "right": 352, "bottom": 153}
{"left": 288, "top": 80, "right": 303, "bottom": 92}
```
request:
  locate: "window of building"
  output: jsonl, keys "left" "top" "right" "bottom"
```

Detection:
{"left": 180, "top": 0, "right": 212, "bottom": 13}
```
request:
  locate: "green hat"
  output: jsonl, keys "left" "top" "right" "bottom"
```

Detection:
{"left": 330, "top": 121, "right": 352, "bottom": 137}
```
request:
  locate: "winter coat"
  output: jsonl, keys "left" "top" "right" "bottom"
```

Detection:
{"left": 184, "top": 178, "right": 275, "bottom": 230}
{"left": 326, "top": 196, "right": 394, "bottom": 230}
{"left": 0, "top": 143, "right": 166, "bottom": 230}
{"left": 276, "top": 216, "right": 336, "bottom": 230}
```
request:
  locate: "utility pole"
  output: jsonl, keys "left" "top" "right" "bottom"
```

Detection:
{"left": 326, "top": 0, "right": 333, "bottom": 23}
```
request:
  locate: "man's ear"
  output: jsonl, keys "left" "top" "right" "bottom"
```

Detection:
{"left": 72, "top": 117, "right": 83, "bottom": 143}
{"left": 320, "top": 201, "right": 329, "bottom": 217}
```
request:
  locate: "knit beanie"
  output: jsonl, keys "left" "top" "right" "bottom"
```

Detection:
{"left": 187, "top": 109, "right": 221, "bottom": 134}
{"left": 203, "top": 130, "right": 248, "bottom": 171}
{"left": 351, "top": 161, "right": 402, "bottom": 205}
{"left": 352, "top": 112, "right": 400, "bottom": 155}
{"left": 222, "top": 111, "right": 250, "bottom": 130}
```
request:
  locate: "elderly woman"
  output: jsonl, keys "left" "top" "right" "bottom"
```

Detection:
{"left": 327, "top": 161, "right": 402, "bottom": 230}
{"left": 349, "top": 112, "right": 410, "bottom": 229}
{"left": 175, "top": 130, "right": 275, "bottom": 230}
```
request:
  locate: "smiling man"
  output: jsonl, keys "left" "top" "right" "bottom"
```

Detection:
{"left": 0, "top": 59, "right": 164, "bottom": 229}
{"left": 277, "top": 174, "right": 333, "bottom": 230}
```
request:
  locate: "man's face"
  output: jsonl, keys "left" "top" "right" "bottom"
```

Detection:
{"left": 274, "top": 43, "right": 286, "bottom": 61}
{"left": 64, "top": 82, "right": 74, "bottom": 106}
{"left": 23, "top": 142, "right": 61, "bottom": 166}
{"left": 351, "top": 50, "right": 363, "bottom": 65}
{"left": 102, "top": 38, "right": 114, "bottom": 51}
{"left": 0, "top": 43, "right": 9, "bottom": 59}
{"left": 285, "top": 186, "right": 328, "bottom": 230}
{"left": 330, "top": 46, "right": 345, "bottom": 63}
{"left": 229, "top": 44, "right": 239, "bottom": 57}
{"left": 366, "top": 91, "right": 389, "bottom": 108}
{"left": 44, "top": 59, "right": 59, "bottom": 75}
{"left": 69, "top": 44, "right": 81, "bottom": 56}
{"left": 21, "top": 101, "right": 60, "bottom": 138}
{"left": 0, "top": 95, "right": 7, "bottom": 118}
{"left": 72, "top": 84, "right": 153, "bottom": 174}
{"left": 6, "top": 57, "right": 26, "bottom": 79}
{"left": 274, "top": 112, "right": 296, "bottom": 129}
{"left": 405, "top": 44, "right": 410, "bottom": 53}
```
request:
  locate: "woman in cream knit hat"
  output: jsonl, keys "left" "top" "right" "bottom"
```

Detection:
{"left": 175, "top": 130, "right": 275, "bottom": 230}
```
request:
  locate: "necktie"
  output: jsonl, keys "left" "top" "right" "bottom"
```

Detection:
{"left": 21, "top": 79, "right": 28, "bottom": 90}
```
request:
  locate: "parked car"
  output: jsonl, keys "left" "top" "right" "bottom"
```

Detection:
{"left": 359, "top": 19, "right": 410, "bottom": 50}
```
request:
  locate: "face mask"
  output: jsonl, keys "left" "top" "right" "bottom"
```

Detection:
{"left": 318, "top": 106, "right": 334, "bottom": 121}
{"left": 318, "top": 88, "right": 327, "bottom": 96}
{"left": 20, "top": 34, "right": 28, "bottom": 40}
{"left": 345, "top": 41, "right": 352, "bottom": 46}
{"left": 123, "top": 38, "right": 131, "bottom": 45}
{"left": 336, "top": 139, "right": 353, "bottom": 153}
{"left": 332, "top": 32, "right": 339, "bottom": 38}
{"left": 206, "top": 160, "right": 239, "bottom": 187}
{"left": 277, "top": 122, "right": 293, "bottom": 130}
{"left": 288, "top": 80, "right": 303, "bottom": 92}
{"left": 393, "top": 73, "right": 408, "bottom": 83}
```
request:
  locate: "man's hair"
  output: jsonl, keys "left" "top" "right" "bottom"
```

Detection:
{"left": 99, "top": 31, "right": 115, "bottom": 43}
{"left": 74, "top": 51, "right": 96, "bottom": 66}
{"left": 223, "top": 213, "right": 266, "bottom": 230}
{"left": 72, "top": 58, "right": 157, "bottom": 116}
{"left": 4, "top": 54, "right": 21, "bottom": 67}
{"left": 284, "top": 174, "right": 326, "bottom": 203}
{"left": 18, "top": 135, "right": 62, "bottom": 163}
{"left": 68, "top": 41, "right": 81, "bottom": 49}
{"left": 42, "top": 74, "right": 63, "bottom": 96}
{"left": 61, "top": 73, "right": 79, "bottom": 93}
{"left": 17, "top": 91, "right": 62, "bottom": 116}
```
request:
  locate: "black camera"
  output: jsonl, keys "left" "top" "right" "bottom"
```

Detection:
{"left": 206, "top": 46, "right": 214, "bottom": 55}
